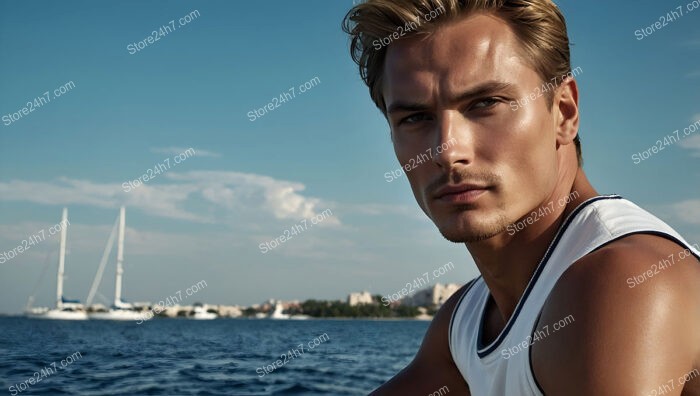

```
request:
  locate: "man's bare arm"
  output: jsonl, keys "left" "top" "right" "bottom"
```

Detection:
{"left": 370, "top": 283, "right": 472, "bottom": 395}
{"left": 533, "top": 235, "right": 700, "bottom": 395}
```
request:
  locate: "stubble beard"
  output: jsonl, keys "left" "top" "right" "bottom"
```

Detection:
{"left": 434, "top": 207, "right": 510, "bottom": 244}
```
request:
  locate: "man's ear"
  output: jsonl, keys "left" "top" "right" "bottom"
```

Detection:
{"left": 554, "top": 77, "right": 579, "bottom": 147}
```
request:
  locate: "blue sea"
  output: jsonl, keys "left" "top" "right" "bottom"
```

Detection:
{"left": 0, "top": 317, "right": 428, "bottom": 395}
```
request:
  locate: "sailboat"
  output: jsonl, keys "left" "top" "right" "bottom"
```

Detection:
{"left": 269, "top": 301, "right": 310, "bottom": 320}
{"left": 88, "top": 206, "right": 145, "bottom": 320}
{"left": 26, "top": 208, "right": 88, "bottom": 320}
{"left": 269, "top": 302, "right": 290, "bottom": 319}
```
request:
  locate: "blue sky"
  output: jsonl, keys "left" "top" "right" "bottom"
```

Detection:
{"left": 0, "top": 0, "right": 698, "bottom": 314}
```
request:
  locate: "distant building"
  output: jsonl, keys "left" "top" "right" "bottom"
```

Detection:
{"left": 347, "top": 291, "right": 374, "bottom": 306}
{"left": 217, "top": 305, "right": 243, "bottom": 318}
{"left": 404, "top": 283, "right": 461, "bottom": 307}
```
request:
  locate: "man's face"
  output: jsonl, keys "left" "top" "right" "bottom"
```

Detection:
{"left": 383, "top": 13, "right": 562, "bottom": 243}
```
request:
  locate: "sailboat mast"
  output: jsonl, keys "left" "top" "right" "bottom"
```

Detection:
{"left": 114, "top": 206, "right": 125, "bottom": 306}
{"left": 56, "top": 208, "right": 68, "bottom": 309}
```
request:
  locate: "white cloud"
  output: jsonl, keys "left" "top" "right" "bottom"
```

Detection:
{"left": 0, "top": 171, "right": 340, "bottom": 226}
{"left": 679, "top": 115, "right": 700, "bottom": 157}
{"left": 680, "top": 135, "right": 700, "bottom": 157}
{"left": 669, "top": 200, "right": 700, "bottom": 226}
{"left": 0, "top": 177, "right": 206, "bottom": 222}
{"left": 166, "top": 171, "right": 340, "bottom": 226}
{"left": 150, "top": 146, "right": 221, "bottom": 158}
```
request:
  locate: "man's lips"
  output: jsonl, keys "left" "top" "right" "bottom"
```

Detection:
{"left": 432, "top": 184, "right": 490, "bottom": 203}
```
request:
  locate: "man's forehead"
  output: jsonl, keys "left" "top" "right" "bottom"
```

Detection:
{"left": 382, "top": 13, "right": 528, "bottom": 100}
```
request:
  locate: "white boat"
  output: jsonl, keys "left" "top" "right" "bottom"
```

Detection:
{"left": 89, "top": 306, "right": 143, "bottom": 321}
{"left": 188, "top": 303, "right": 217, "bottom": 320}
{"left": 269, "top": 302, "right": 290, "bottom": 319}
{"left": 269, "top": 302, "right": 310, "bottom": 320}
{"left": 26, "top": 208, "right": 88, "bottom": 320}
{"left": 87, "top": 206, "right": 146, "bottom": 321}
{"left": 28, "top": 306, "right": 88, "bottom": 320}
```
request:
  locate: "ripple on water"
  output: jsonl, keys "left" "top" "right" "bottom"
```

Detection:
{"left": 1, "top": 317, "right": 428, "bottom": 395}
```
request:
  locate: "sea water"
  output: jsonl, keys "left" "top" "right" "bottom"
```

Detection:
{"left": 0, "top": 317, "right": 427, "bottom": 395}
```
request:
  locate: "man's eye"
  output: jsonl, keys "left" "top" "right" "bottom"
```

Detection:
{"left": 400, "top": 113, "right": 432, "bottom": 125}
{"left": 472, "top": 98, "right": 500, "bottom": 109}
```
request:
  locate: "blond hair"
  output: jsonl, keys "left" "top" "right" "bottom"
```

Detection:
{"left": 342, "top": 0, "right": 582, "bottom": 165}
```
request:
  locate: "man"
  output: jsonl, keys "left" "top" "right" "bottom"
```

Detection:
{"left": 342, "top": 1, "right": 700, "bottom": 395}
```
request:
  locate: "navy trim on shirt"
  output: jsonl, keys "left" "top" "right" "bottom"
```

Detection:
{"left": 475, "top": 195, "right": 623, "bottom": 358}
{"left": 527, "top": 230, "right": 700, "bottom": 394}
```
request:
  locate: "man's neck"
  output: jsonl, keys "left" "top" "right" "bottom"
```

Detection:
{"left": 465, "top": 169, "right": 598, "bottom": 324}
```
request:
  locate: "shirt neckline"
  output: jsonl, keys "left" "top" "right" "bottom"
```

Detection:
{"left": 475, "top": 194, "right": 623, "bottom": 358}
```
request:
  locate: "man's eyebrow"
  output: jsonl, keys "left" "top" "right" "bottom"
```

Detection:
{"left": 386, "top": 81, "right": 515, "bottom": 114}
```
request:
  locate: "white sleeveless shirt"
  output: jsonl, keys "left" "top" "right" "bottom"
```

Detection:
{"left": 448, "top": 195, "right": 700, "bottom": 395}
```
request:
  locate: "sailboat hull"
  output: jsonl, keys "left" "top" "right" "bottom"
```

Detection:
{"left": 27, "top": 309, "right": 88, "bottom": 320}
{"left": 89, "top": 310, "right": 143, "bottom": 321}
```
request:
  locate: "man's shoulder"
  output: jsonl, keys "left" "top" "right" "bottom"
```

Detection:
{"left": 532, "top": 233, "right": 700, "bottom": 394}
{"left": 544, "top": 233, "right": 700, "bottom": 330}
{"left": 554, "top": 233, "right": 700, "bottom": 304}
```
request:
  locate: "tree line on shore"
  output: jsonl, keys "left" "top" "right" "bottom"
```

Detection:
{"left": 242, "top": 295, "right": 437, "bottom": 318}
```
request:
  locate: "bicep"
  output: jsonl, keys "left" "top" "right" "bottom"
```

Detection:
{"left": 532, "top": 246, "right": 698, "bottom": 395}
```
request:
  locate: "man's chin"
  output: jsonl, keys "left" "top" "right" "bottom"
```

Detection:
{"left": 434, "top": 215, "right": 509, "bottom": 244}
{"left": 438, "top": 228, "right": 502, "bottom": 243}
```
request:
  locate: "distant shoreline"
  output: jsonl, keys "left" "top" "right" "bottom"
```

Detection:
{"left": 0, "top": 314, "right": 433, "bottom": 321}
